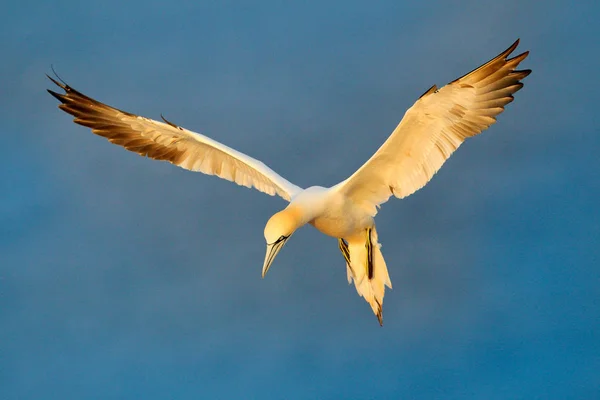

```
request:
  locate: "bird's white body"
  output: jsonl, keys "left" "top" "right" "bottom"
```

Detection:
{"left": 291, "top": 186, "right": 372, "bottom": 239}
{"left": 264, "top": 185, "right": 390, "bottom": 323}
{"left": 49, "top": 40, "right": 530, "bottom": 325}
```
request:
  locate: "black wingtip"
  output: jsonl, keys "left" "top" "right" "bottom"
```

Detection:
{"left": 161, "top": 114, "right": 180, "bottom": 129}
{"left": 504, "top": 39, "right": 520, "bottom": 57}
{"left": 518, "top": 69, "right": 532, "bottom": 78}
{"left": 47, "top": 88, "right": 66, "bottom": 103}
{"left": 419, "top": 84, "right": 438, "bottom": 99}
{"left": 46, "top": 66, "right": 69, "bottom": 102}
{"left": 46, "top": 74, "right": 65, "bottom": 89}
{"left": 50, "top": 65, "right": 68, "bottom": 85}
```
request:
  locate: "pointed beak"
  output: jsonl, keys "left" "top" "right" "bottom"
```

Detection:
{"left": 262, "top": 235, "right": 290, "bottom": 278}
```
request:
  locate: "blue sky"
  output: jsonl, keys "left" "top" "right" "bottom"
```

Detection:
{"left": 2, "top": 0, "right": 599, "bottom": 398}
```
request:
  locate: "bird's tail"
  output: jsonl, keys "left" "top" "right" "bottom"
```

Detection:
{"left": 344, "top": 226, "right": 392, "bottom": 325}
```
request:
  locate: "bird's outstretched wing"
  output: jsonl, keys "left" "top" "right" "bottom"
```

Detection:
{"left": 337, "top": 39, "right": 531, "bottom": 215}
{"left": 47, "top": 76, "right": 302, "bottom": 201}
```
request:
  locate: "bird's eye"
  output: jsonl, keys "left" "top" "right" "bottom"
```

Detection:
{"left": 276, "top": 235, "right": 288, "bottom": 244}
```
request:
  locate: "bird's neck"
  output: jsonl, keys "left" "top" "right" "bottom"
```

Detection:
{"left": 283, "top": 204, "right": 313, "bottom": 229}
{"left": 285, "top": 187, "right": 330, "bottom": 227}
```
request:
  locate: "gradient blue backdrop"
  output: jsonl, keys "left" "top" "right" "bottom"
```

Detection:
{"left": 2, "top": 1, "right": 599, "bottom": 398}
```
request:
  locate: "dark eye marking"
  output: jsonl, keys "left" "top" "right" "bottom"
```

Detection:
{"left": 271, "top": 235, "right": 289, "bottom": 246}
{"left": 274, "top": 235, "right": 288, "bottom": 245}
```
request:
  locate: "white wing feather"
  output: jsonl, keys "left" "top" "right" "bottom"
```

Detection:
{"left": 48, "top": 78, "right": 302, "bottom": 201}
{"left": 338, "top": 40, "right": 531, "bottom": 215}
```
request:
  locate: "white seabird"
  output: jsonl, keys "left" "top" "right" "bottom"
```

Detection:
{"left": 48, "top": 40, "right": 530, "bottom": 325}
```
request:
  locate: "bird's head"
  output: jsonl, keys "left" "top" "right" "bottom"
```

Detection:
{"left": 262, "top": 206, "right": 303, "bottom": 277}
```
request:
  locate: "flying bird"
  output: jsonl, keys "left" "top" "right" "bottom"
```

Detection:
{"left": 48, "top": 40, "right": 530, "bottom": 325}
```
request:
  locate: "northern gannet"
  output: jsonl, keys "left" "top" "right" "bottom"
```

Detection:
{"left": 48, "top": 40, "right": 530, "bottom": 325}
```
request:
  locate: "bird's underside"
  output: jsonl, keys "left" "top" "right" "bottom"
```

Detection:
{"left": 48, "top": 39, "right": 530, "bottom": 325}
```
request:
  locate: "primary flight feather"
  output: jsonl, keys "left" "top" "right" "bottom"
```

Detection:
{"left": 49, "top": 40, "right": 530, "bottom": 325}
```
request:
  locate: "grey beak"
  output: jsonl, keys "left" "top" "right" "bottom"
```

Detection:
{"left": 262, "top": 235, "right": 290, "bottom": 278}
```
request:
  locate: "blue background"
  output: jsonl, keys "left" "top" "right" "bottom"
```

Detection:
{"left": 2, "top": 1, "right": 599, "bottom": 398}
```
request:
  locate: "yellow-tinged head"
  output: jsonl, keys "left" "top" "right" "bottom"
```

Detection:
{"left": 262, "top": 206, "right": 304, "bottom": 278}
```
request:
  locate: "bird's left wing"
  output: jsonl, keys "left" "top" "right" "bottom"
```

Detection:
{"left": 47, "top": 76, "right": 302, "bottom": 201}
{"left": 337, "top": 39, "right": 530, "bottom": 215}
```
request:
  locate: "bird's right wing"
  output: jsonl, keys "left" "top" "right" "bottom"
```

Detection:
{"left": 48, "top": 76, "right": 302, "bottom": 201}
{"left": 337, "top": 39, "right": 530, "bottom": 215}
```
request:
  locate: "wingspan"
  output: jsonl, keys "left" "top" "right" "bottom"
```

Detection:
{"left": 47, "top": 76, "right": 302, "bottom": 201}
{"left": 338, "top": 39, "right": 531, "bottom": 215}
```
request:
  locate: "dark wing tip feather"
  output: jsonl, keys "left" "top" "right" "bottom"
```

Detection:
{"left": 507, "top": 51, "right": 529, "bottom": 66}
{"left": 47, "top": 74, "right": 138, "bottom": 118}
{"left": 46, "top": 73, "right": 85, "bottom": 99}
{"left": 451, "top": 39, "right": 527, "bottom": 85}
{"left": 512, "top": 50, "right": 529, "bottom": 59}
{"left": 161, "top": 114, "right": 182, "bottom": 130}
{"left": 46, "top": 72, "right": 72, "bottom": 103}
{"left": 419, "top": 84, "right": 438, "bottom": 99}
{"left": 503, "top": 39, "right": 520, "bottom": 57}
{"left": 46, "top": 74, "right": 86, "bottom": 103}
{"left": 46, "top": 74, "right": 68, "bottom": 90}
{"left": 515, "top": 69, "right": 532, "bottom": 78}
{"left": 46, "top": 73, "right": 191, "bottom": 165}
{"left": 47, "top": 89, "right": 66, "bottom": 102}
